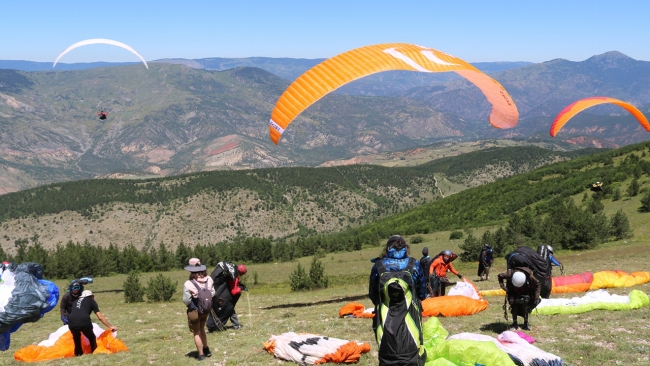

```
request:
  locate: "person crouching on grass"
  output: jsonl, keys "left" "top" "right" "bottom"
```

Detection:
{"left": 67, "top": 290, "right": 117, "bottom": 357}
{"left": 183, "top": 258, "right": 215, "bottom": 361}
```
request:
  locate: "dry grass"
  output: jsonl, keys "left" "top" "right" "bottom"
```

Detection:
{"left": 1, "top": 236, "right": 649, "bottom": 365}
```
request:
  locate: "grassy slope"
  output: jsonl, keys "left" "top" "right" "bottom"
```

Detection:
{"left": 1, "top": 238, "right": 648, "bottom": 365}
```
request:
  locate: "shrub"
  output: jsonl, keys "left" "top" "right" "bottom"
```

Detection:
{"left": 449, "top": 231, "right": 464, "bottom": 240}
{"left": 610, "top": 209, "right": 633, "bottom": 240}
{"left": 640, "top": 191, "right": 650, "bottom": 213}
{"left": 146, "top": 273, "right": 178, "bottom": 302}
{"left": 308, "top": 256, "right": 329, "bottom": 289}
{"left": 123, "top": 271, "right": 145, "bottom": 303}
{"left": 410, "top": 235, "right": 424, "bottom": 244}
{"left": 289, "top": 263, "right": 310, "bottom": 291}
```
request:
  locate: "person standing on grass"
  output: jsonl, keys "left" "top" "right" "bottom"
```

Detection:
{"left": 369, "top": 235, "right": 427, "bottom": 366}
{"left": 183, "top": 258, "right": 215, "bottom": 361}
{"left": 429, "top": 250, "right": 462, "bottom": 297}
{"left": 477, "top": 244, "right": 494, "bottom": 281}
{"left": 67, "top": 290, "right": 117, "bottom": 357}
{"left": 60, "top": 280, "right": 83, "bottom": 325}
{"left": 419, "top": 247, "right": 434, "bottom": 297}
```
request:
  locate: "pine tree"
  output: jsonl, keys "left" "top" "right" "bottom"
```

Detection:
{"left": 123, "top": 271, "right": 145, "bottom": 303}
{"left": 610, "top": 209, "right": 633, "bottom": 240}
{"left": 308, "top": 256, "right": 328, "bottom": 289}
{"left": 641, "top": 191, "right": 650, "bottom": 213}
{"left": 289, "top": 262, "right": 310, "bottom": 291}
{"left": 627, "top": 179, "right": 640, "bottom": 197}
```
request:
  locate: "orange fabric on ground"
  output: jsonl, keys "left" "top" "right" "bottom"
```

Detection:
{"left": 315, "top": 342, "right": 372, "bottom": 364}
{"left": 421, "top": 296, "right": 488, "bottom": 317}
{"left": 14, "top": 329, "right": 128, "bottom": 362}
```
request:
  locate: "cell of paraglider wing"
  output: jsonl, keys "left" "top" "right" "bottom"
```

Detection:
{"left": 550, "top": 97, "right": 650, "bottom": 137}
{"left": 269, "top": 43, "right": 519, "bottom": 144}
{"left": 53, "top": 39, "right": 148, "bottom": 69}
{"left": 552, "top": 271, "right": 594, "bottom": 294}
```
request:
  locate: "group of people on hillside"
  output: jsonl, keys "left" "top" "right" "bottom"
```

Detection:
{"left": 182, "top": 258, "right": 248, "bottom": 361}
{"left": 368, "top": 235, "right": 563, "bottom": 366}
{"left": 59, "top": 259, "right": 248, "bottom": 361}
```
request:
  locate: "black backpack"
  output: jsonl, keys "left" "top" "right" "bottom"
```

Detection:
{"left": 373, "top": 257, "right": 426, "bottom": 365}
{"left": 191, "top": 280, "right": 213, "bottom": 314}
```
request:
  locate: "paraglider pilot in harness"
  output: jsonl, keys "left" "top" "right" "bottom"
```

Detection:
{"left": 59, "top": 278, "right": 92, "bottom": 325}
{"left": 478, "top": 244, "right": 494, "bottom": 281}
{"left": 97, "top": 111, "right": 107, "bottom": 120}
{"left": 498, "top": 267, "right": 541, "bottom": 331}
{"left": 428, "top": 250, "right": 462, "bottom": 297}
{"left": 369, "top": 235, "right": 427, "bottom": 366}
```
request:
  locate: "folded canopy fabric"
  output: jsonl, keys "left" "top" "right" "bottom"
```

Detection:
{"left": 263, "top": 332, "right": 371, "bottom": 364}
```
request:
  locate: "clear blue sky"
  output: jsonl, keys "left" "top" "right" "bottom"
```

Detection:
{"left": 1, "top": 1, "right": 648, "bottom": 63}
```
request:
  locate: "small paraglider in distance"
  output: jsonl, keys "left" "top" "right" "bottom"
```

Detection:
{"left": 97, "top": 111, "right": 108, "bottom": 120}
{"left": 53, "top": 39, "right": 149, "bottom": 69}
{"left": 590, "top": 181, "right": 604, "bottom": 193}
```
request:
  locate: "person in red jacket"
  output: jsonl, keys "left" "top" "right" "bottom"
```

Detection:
{"left": 428, "top": 250, "right": 462, "bottom": 297}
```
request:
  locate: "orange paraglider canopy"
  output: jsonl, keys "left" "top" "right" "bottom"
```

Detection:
{"left": 269, "top": 43, "right": 519, "bottom": 144}
{"left": 550, "top": 97, "right": 650, "bottom": 137}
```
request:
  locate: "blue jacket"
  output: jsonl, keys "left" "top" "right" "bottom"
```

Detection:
{"left": 368, "top": 247, "right": 428, "bottom": 304}
{"left": 549, "top": 254, "right": 561, "bottom": 267}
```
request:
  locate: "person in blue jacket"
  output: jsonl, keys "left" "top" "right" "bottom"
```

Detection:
{"left": 547, "top": 246, "right": 564, "bottom": 275}
{"left": 369, "top": 235, "right": 427, "bottom": 366}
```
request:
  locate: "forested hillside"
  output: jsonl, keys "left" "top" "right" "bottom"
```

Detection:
{"left": 0, "top": 146, "right": 597, "bottom": 253}
{"left": 2, "top": 143, "right": 648, "bottom": 279}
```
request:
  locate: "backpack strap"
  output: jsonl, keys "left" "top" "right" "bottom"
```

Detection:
{"left": 191, "top": 280, "right": 206, "bottom": 291}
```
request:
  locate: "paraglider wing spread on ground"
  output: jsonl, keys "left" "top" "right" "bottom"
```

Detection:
{"left": 13, "top": 323, "right": 128, "bottom": 362}
{"left": 480, "top": 270, "right": 650, "bottom": 297}
{"left": 269, "top": 43, "right": 519, "bottom": 144}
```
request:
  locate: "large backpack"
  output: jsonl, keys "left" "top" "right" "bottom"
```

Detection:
{"left": 505, "top": 246, "right": 552, "bottom": 298}
{"left": 374, "top": 257, "right": 426, "bottom": 366}
{"left": 191, "top": 280, "right": 213, "bottom": 315}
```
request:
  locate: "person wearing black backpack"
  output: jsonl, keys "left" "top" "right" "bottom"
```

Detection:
{"left": 182, "top": 258, "right": 215, "bottom": 361}
{"left": 369, "top": 235, "right": 427, "bottom": 366}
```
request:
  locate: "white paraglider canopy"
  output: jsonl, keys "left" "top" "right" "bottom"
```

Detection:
{"left": 53, "top": 38, "right": 148, "bottom": 69}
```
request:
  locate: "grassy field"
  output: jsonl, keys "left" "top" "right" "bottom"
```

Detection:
{"left": 1, "top": 231, "right": 649, "bottom": 365}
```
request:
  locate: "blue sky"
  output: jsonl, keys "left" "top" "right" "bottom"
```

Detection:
{"left": 1, "top": 1, "right": 648, "bottom": 63}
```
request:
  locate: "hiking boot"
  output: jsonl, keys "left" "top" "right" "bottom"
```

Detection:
{"left": 203, "top": 347, "right": 211, "bottom": 357}
{"left": 197, "top": 354, "right": 206, "bottom": 361}
{"left": 521, "top": 323, "right": 531, "bottom": 331}
{"left": 232, "top": 325, "right": 241, "bottom": 330}
{"left": 508, "top": 323, "right": 518, "bottom": 331}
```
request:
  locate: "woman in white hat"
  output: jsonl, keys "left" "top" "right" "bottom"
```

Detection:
{"left": 183, "top": 258, "right": 215, "bottom": 361}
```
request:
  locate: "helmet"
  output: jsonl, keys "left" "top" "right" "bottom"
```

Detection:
{"left": 237, "top": 264, "right": 247, "bottom": 276}
{"left": 69, "top": 280, "right": 84, "bottom": 293}
{"left": 422, "top": 247, "right": 429, "bottom": 256}
{"left": 442, "top": 250, "right": 452, "bottom": 257}
{"left": 547, "top": 245, "right": 554, "bottom": 254}
{"left": 512, "top": 271, "right": 526, "bottom": 287}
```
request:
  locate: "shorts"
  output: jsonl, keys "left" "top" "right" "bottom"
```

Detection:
{"left": 187, "top": 309, "right": 209, "bottom": 334}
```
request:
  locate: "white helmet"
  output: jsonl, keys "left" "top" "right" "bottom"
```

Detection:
{"left": 547, "top": 245, "right": 554, "bottom": 254}
{"left": 512, "top": 271, "right": 526, "bottom": 287}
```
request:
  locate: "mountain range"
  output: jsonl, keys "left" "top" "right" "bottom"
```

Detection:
{"left": 1, "top": 51, "right": 650, "bottom": 194}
